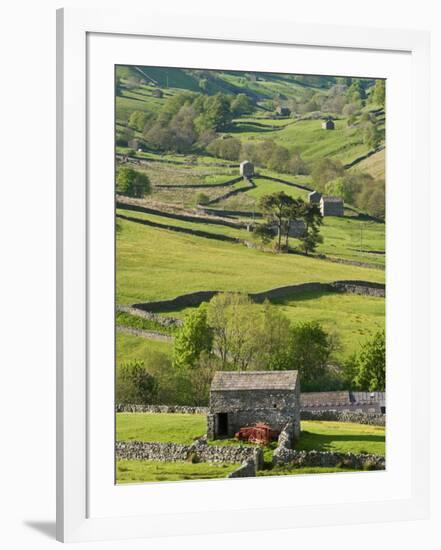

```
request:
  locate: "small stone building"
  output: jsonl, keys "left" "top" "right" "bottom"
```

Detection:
{"left": 276, "top": 106, "right": 291, "bottom": 117}
{"left": 322, "top": 119, "right": 335, "bottom": 130}
{"left": 240, "top": 160, "right": 254, "bottom": 178}
{"left": 308, "top": 190, "right": 322, "bottom": 204}
{"left": 320, "top": 196, "right": 344, "bottom": 217}
{"left": 207, "top": 371, "right": 300, "bottom": 440}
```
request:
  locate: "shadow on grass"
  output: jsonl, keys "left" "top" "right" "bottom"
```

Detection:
{"left": 296, "top": 431, "right": 385, "bottom": 453}
{"left": 271, "top": 289, "right": 339, "bottom": 305}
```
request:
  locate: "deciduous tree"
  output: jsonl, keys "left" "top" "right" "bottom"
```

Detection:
{"left": 173, "top": 304, "right": 213, "bottom": 370}
{"left": 116, "top": 167, "right": 151, "bottom": 198}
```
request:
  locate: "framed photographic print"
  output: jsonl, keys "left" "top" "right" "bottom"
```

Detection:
{"left": 56, "top": 7, "right": 430, "bottom": 543}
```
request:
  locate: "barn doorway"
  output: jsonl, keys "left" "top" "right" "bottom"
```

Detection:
{"left": 217, "top": 413, "right": 228, "bottom": 436}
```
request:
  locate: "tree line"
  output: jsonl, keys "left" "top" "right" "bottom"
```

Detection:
{"left": 116, "top": 292, "right": 385, "bottom": 406}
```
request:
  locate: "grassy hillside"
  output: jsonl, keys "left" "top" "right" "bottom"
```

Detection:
{"left": 272, "top": 290, "right": 385, "bottom": 357}
{"left": 238, "top": 118, "right": 369, "bottom": 164}
{"left": 116, "top": 218, "right": 385, "bottom": 305}
{"left": 116, "top": 66, "right": 329, "bottom": 101}
{"left": 116, "top": 332, "right": 173, "bottom": 365}
{"left": 350, "top": 148, "right": 385, "bottom": 180}
{"left": 114, "top": 67, "right": 386, "bottom": 419}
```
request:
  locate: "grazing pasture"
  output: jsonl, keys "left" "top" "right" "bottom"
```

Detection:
{"left": 116, "top": 218, "right": 385, "bottom": 305}
{"left": 116, "top": 412, "right": 206, "bottom": 444}
{"left": 239, "top": 118, "right": 369, "bottom": 164}
{"left": 116, "top": 460, "right": 239, "bottom": 483}
{"left": 116, "top": 332, "right": 173, "bottom": 365}
{"left": 258, "top": 466, "right": 357, "bottom": 477}
{"left": 116, "top": 413, "right": 385, "bottom": 457}
{"left": 296, "top": 421, "right": 385, "bottom": 456}
{"left": 114, "top": 67, "right": 386, "bottom": 483}
{"left": 272, "top": 290, "right": 385, "bottom": 358}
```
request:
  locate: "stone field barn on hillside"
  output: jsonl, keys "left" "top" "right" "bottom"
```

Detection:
{"left": 320, "top": 196, "right": 344, "bottom": 217}
{"left": 322, "top": 119, "right": 335, "bottom": 130}
{"left": 240, "top": 160, "right": 254, "bottom": 178}
{"left": 207, "top": 371, "right": 300, "bottom": 440}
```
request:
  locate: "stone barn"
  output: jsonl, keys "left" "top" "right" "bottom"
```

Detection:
{"left": 320, "top": 196, "right": 344, "bottom": 217}
{"left": 276, "top": 106, "right": 291, "bottom": 117}
{"left": 240, "top": 160, "right": 254, "bottom": 178}
{"left": 207, "top": 371, "right": 300, "bottom": 440}
{"left": 308, "top": 190, "right": 322, "bottom": 204}
{"left": 322, "top": 119, "right": 335, "bottom": 130}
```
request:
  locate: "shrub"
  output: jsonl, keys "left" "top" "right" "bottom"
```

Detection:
{"left": 116, "top": 360, "right": 158, "bottom": 404}
{"left": 116, "top": 166, "right": 151, "bottom": 198}
{"left": 196, "top": 192, "right": 210, "bottom": 205}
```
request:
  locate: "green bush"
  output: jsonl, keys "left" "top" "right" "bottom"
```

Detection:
{"left": 196, "top": 192, "right": 210, "bottom": 205}
{"left": 116, "top": 360, "right": 158, "bottom": 404}
{"left": 116, "top": 166, "right": 151, "bottom": 198}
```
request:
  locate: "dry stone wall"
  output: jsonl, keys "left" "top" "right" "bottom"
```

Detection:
{"left": 300, "top": 410, "right": 385, "bottom": 426}
{"left": 116, "top": 439, "right": 263, "bottom": 468}
{"left": 227, "top": 459, "right": 257, "bottom": 478}
{"left": 116, "top": 305, "right": 182, "bottom": 328}
{"left": 115, "top": 404, "right": 208, "bottom": 414}
{"left": 273, "top": 448, "right": 385, "bottom": 470}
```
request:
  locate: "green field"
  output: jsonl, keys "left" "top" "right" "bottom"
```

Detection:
{"left": 116, "top": 332, "right": 173, "bottom": 365}
{"left": 296, "top": 421, "right": 385, "bottom": 456}
{"left": 115, "top": 414, "right": 385, "bottom": 482}
{"left": 116, "top": 218, "right": 384, "bottom": 305}
{"left": 116, "top": 413, "right": 385, "bottom": 457}
{"left": 116, "top": 208, "right": 248, "bottom": 241}
{"left": 257, "top": 466, "right": 359, "bottom": 477}
{"left": 239, "top": 118, "right": 369, "bottom": 164}
{"left": 116, "top": 459, "right": 239, "bottom": 483}
{"left": 316, "top": 217, "right": 385, "bottom": 266}
{"left": 116, "top": 412, "right": 206, "bottom": 444}
{"left": 350, "top": 149, "right": 385, "bottom": 180}
{"left": 124, "top": 288, "right": 384, "bottom": 361}
{"left": 273, "top": 290, "right": 385, "bottom": 357}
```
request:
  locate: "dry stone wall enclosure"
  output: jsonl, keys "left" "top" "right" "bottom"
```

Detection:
{"left": 300, "top": 410, "right": 385, "bottom": 426}
{"left": 115, "top": 404, "right": 208, "bottom": 414}
{"left": 272, "top": 419, "right": 385, "bottom": 470}
{"left": 273, "top": 448, "right": 385, "bottom": 470}
{"left": 116, "top": 439, "right": 263, "bottom": 470}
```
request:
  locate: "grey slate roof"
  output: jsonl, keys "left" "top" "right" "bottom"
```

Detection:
{"left": 300, "top": 391, "right": 386, "bottom": 406}
{"left": 321, "top": 196, "right": 343, "bottom": 203}
{"left": 301, "top": 391, "right": 350, "bottom": 407}
{"left": 211, "top": 370, "right": 298, "bottom": 391}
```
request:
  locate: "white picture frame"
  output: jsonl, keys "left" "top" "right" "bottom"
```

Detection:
{"left": 56, "top": 7, "right": 430, "bottom": 543}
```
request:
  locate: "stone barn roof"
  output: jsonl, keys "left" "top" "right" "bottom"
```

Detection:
{"left": 211, "top": 370, "right": 298, "bottom": 391}
{"left": 301, "top": 391, "right": 350, "bottom": 407}
{"left": 300, "top": 391, "right": 386, "bottom": 407}
{"left": 321, "top": 196, "right": 343, "bottom": 203}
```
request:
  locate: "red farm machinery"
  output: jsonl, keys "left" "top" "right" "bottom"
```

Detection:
{"left": 235, "top": 423, "right": 279, "bottom": 445}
